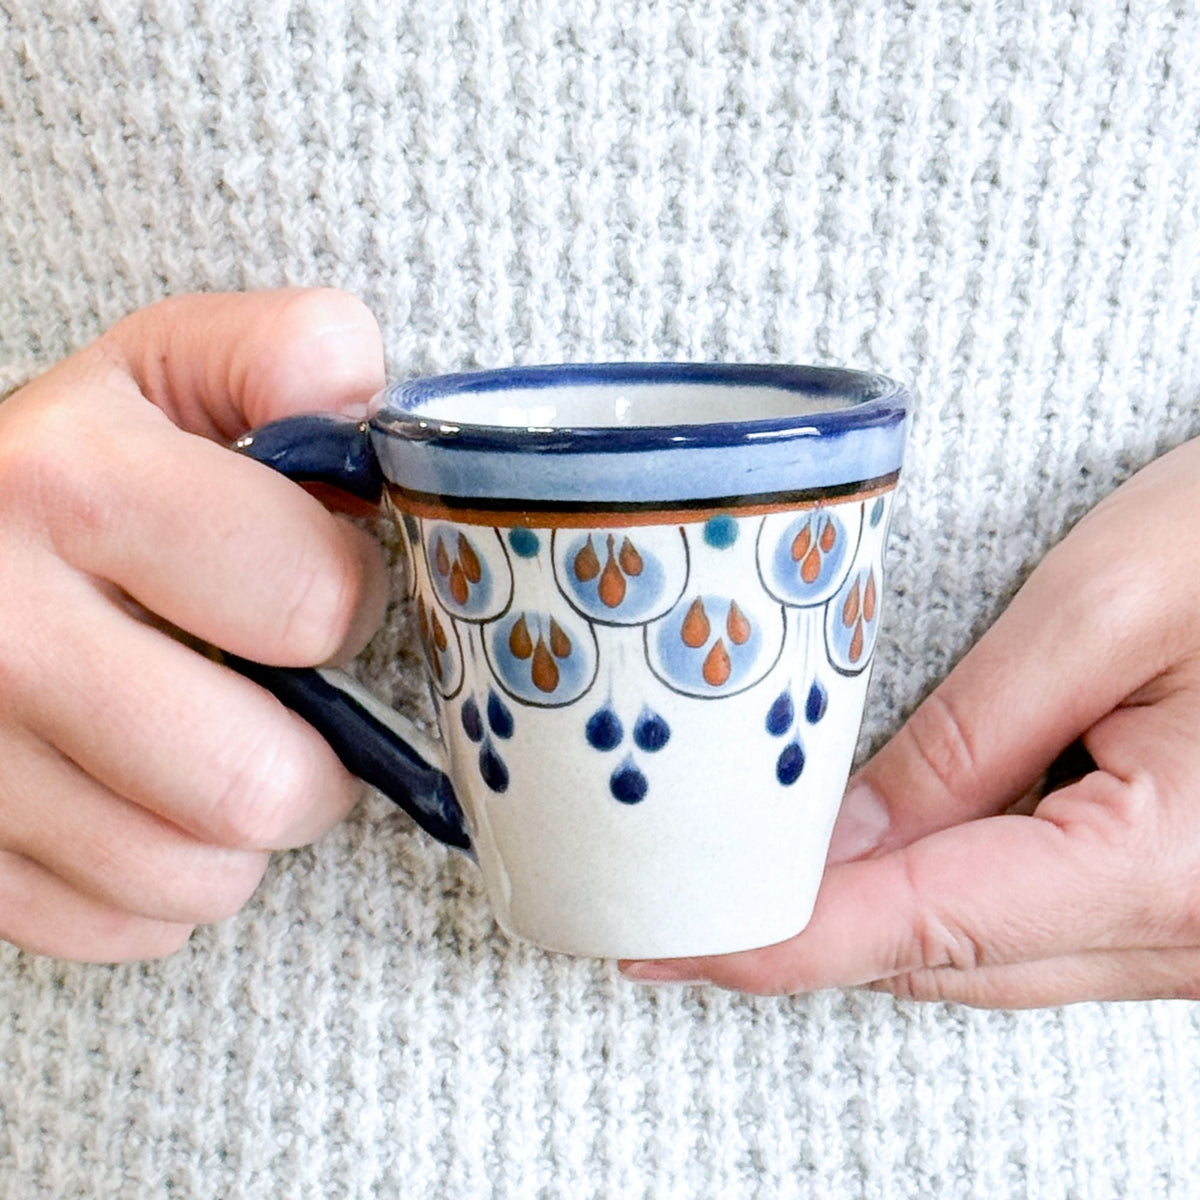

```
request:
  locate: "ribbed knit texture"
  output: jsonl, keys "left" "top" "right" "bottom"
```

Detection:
{"left": 4, "top": 1, "right": 1200, "bottom": 1196}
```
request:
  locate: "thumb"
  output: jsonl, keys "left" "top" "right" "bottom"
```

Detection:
{"left": 99, "top": 288, "right": 386, "bottom": 440}
{"left": 827, "top": 516, "right": 1168, "bottom": 864}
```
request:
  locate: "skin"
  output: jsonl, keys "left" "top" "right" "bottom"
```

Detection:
{"left": 621, "top": 434, "right": 1200, "bottom": 1006}
{"left": 8, "top": 288, "right": 1197, "bottom": 1007}
{"left": 0, "top": 289, "right": 389, "bottom": 961}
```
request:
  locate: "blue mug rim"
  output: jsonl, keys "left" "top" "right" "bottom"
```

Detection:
{"left": 372, "top": 362, "right": 908, "bottom": 454}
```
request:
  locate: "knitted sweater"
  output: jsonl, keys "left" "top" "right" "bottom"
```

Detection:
{"left": 3, "top": 1, "right": 1200, "bottom": 1196}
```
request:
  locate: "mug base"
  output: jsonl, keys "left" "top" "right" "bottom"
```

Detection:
{"left": 491, "top": 895, "right": 819, "bottom": 961}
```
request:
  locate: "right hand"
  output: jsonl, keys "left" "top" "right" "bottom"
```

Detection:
{"left": 0, "top": 289, "right": 390, "bottom": 961}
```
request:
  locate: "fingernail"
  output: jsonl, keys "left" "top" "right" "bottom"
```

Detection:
{"left": 620, "top": 960, "right": 708, "bottom": 985}
{"left": 826, "top": 780, "right": 890, "bottom": 863}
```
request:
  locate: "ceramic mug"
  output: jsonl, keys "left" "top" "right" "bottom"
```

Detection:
{"left": 230, "top": 363, "right": 910, "bottom": 959}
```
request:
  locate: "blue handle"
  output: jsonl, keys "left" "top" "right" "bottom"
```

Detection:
{"left": 229, "top": 414, "right": 471, "bottom": 853}
{"left": 233, "top": 413, "right": 385, "bottom": 503}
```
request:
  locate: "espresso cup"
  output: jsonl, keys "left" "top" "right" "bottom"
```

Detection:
{"left": 231, "top": 363, "right": 909, "bottom": 959}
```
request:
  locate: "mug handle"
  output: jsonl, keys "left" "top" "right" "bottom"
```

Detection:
{"left": 226, "top": 414, "right": 472, "bottom": 854}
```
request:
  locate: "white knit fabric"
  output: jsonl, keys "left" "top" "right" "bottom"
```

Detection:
{"left": 4, "top": 1, "right": 1200, "bottom": 1195}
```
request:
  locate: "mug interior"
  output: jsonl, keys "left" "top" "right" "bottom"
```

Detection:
{"left": 381, "top": 363, "right": 899, "bottom": 433}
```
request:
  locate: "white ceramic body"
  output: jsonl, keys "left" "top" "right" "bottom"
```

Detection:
{"left": 389, "top": 464, "right": 897, "bottom": 958}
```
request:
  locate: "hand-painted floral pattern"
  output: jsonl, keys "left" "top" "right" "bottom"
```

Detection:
{"left": 553, "top": 526, "right": 688, "bottom": 625}
{"left": 424, "top": 524, "right": 512, "bottom": 621}
{"left": 486, "top": 607, "right": 599, "bottom": 707}
{"left": 757, "top": 504, "right": 861, "bottom": 607}
{"left": 646, "top": 591, "right": 784, "bottom": 699}
{"left": 401, "top": 488, "right": 894, "bottom": 803}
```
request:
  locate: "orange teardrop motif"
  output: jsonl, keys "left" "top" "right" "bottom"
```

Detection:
{"left": 819, "top": 518, "right": 836, "bottom": 552}
{"left": 509, "top": 614, "right": 533, "bottom": 659}
{"left": 849, "top": 618, "right": 864, "bottom": 663}
{"left": 457, "top": 534, "right": 482, "bottom": 583}
{"left": 842, "top": 581, "right": 860, "bottom": 627}
{"left": 531, "top": 636, "right": 560, "bottom": 693}
{"left": 434, "top": 536, "right": 451, "bottom": 578}
{"left": 801, "top": 546, "right": 822, "bottom": 583}
{"left": 450, "top": 561, "right": 469, "bottom": 605}
{"left": 574, "top": 536, "right": 600, "bottom": 581}
{"left": 681, "top": 597, "right": 710, "bottom": 648}
{"left": 702, "top": 639, "right": 732, "bottom": 687}
{"left": 863, "top": 571, "right": 877, "bottom": 622}
{"left": 791, "top": 524, "right": 812, "bottom": 562}
{"left": 726, "top": 601, "right": 751, "bottom": 645}
{"left": 599, "top": 538, "right": 627, "bottom": 608}
{"left": 432, "top": 611, "right": 448, "bottom": 651}
{"left": 549, "top": 618, "right": 572, "bottom": 659}
{"left": 618, "top": 538, "right": 643, "bottom": 576}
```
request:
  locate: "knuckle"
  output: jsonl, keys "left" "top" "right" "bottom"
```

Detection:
{"left": 205, "top": 719, "right": 318, "bottom": 848}
{"left": 1168, "top": 968, "right": 1200, "bottom": 1003}
{"left": 95, "top": 912, "right": 195, "bottom": 961}
{"left": 1169, "top": 865, "right": 1200, "bottom": 948}
{"left": 898, "top": 689, "right": 980, "bottom": 807}
{"left": 911, "top": 908, "right": 987, "bottom": 975}
{"left": 145, "top": 923, "right": 197, "bottom": 959}
{"left": 187, "top": 852, "right": 269, "bottom": 924}
{"left": 276, "top": 532, "right": 365, "bottom": 664}
{"left": 0, "top": 402, "right": 86, "bottom": 514}
{"left": 898, "top": 846, "right": 988, "bottom": 974}
{"left": 875, "top": 972, "right": 952, "bottom": 1004}
{"left": 0, "top": 399, "right": 124, "bottom": 562}
{"left": 1033, "top": 548, "right": 1155, "bottom": 669}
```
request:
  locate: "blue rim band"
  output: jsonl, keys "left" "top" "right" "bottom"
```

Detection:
{"left": 375, "top": 362, "right": 907, "bottom": 454}
{"left": 370, "top": 363, "right": 910, "bottom": 507}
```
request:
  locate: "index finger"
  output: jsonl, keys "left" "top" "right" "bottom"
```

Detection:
{"left": 102, "top": 287, "right": 386, "bottom": 439}
{"left": 6, "top": 289, "right": 389, "bottom": 665}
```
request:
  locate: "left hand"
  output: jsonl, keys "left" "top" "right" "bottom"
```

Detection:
{"left": 621, "top": 436, "right": 1200, "bottom": 1007}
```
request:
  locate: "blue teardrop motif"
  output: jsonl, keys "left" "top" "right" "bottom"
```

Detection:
{"left": 633, "top": 709, "right": 671, "bottom": 752}
{"left": 805, "top": 680, "right": 828, "bottom": 724}
{"left": 586, "top": 706, "right": 624, "bottom": 751}
{"left": 610, "top": 758, "right": 649, "bottom": 804}
{"left": 461, "top": 696, "right": 484, "bottom": 743}
{"left": 487, "top": 690, "right": 514, "bottom": 739}
{"left": 479, "top": 741, "right": 510, "bottom": 793}
{"left": 870, "top": 496, "right": 885, "bottom": 527}
{"left": 766, "top": 691, "right": 794, "bottom": 737}
{"left": 776, "top": 740, "right": 805, "bottom": 786}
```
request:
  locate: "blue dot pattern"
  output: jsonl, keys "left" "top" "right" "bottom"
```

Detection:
{"left": 508, "top": 527, "right": 541, "bottom": 557}
{"left": 586, "top": 706, "right": 623, "bottom": 751}
{"left": 766, "top": 691, "right": 794, "bottom": 736}
{"left": 703, "top": 515, "right": 739, "bottom": 549}
{"left": 487, "top": 690, "right": 514, "bottom": 739}
{"left": 479, "top": 742, "right": 509, "bottom": 792}
{"left": 633, "top": 710, "right": 671, "bottom": 752}
{"left": 610, "top": 759, "right": 649, "bottom": 803}
{"left": 461, "top": 696, "right": 484, "bottom": 742}
{"left": 776, "top": 740, "right": 805, "bottom": 786}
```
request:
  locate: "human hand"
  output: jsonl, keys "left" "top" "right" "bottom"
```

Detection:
{"left": 0, "top": 289, "right": 389, "bottom": 961}
{"left": 622, "top": 436, "right": 1200, "bottom": 1006}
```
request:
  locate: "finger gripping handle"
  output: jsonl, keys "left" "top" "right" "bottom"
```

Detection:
{"left": 230, "top": 414, "right": 471, "bottom": 854}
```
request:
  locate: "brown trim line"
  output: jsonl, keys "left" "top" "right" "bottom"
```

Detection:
{"left": 387, "top": 471, "right": 900, "bottom": 528}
